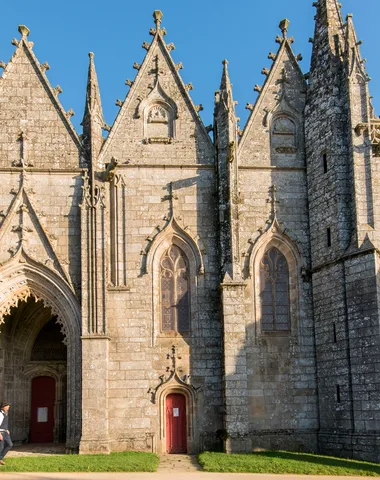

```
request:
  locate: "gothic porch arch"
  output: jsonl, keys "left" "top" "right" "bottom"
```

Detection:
{"left": 0, "top": 251, "right": 81, "bottom": 450}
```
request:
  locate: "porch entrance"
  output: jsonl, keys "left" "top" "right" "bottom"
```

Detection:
{"left": 0, "top": 297, "right": 67, "bottom": 444}
{"left": 166, "top": 393, "right": 187, "bottom": 453}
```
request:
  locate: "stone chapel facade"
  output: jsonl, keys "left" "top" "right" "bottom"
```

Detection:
{"left": 0, "top": 0, "right": 379, "bottom": 462}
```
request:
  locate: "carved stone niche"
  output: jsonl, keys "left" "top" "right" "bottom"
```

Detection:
{"left": 271, "top": 116, "right": 297, "bottom": 154}
{"left": 146, "top": 103, "right": 173, "bottom": 142}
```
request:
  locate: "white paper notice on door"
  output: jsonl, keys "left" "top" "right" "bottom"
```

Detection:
{"left": 37, "top": 407, "right": 48, "bottom": 423}
{"left": 173, "top": 408, "right": 179, "bottom": 417}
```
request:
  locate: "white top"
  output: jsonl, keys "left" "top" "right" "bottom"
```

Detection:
{"left": 0, "top": 411, "right": 5, "bottom": 431}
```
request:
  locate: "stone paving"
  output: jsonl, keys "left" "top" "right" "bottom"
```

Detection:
{"left": 7, "top": 444, "right": 66, "bottom": 458}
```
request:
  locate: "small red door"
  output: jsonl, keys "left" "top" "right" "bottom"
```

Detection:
{"left": 166, "top": 393, "right": 187, "bottom": 453}
{"left": 30, "top": 376, "right": 56, "bottom": 443}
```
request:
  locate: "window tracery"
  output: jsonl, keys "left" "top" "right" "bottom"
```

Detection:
{"left": 160, "top": 245, "right": 190, "bottom": 333}
{"left": 259, "top": 247, "right": 290, "bottom": 331}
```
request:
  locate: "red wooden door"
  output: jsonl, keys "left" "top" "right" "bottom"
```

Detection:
{"left": 166, "top": 393, "right": 187, "bottom": 453}
{"left": 30, "top": 376, "right": 56, "bottom": 443}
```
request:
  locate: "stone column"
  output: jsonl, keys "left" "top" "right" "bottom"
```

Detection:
{"left": 79, "top": 336, "right": 110, "bottom": 454}
{"left": 221, "top": 281, "right": 251, "bottom": 453}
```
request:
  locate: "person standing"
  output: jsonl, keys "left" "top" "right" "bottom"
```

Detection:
{"left": 0, "top": 403, "right": 13, "bottom": 465}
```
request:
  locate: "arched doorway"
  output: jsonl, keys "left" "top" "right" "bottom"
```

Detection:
{"left": 0, "top": 298, "right": 68, "bottom": 444}
{"left": 166, "top": 393, "right": 187, "bottom": 453}
{"left": 0, "top": 255, "right": 82, "bottom": 451}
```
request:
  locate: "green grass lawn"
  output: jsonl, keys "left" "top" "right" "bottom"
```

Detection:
{"left": 198, "top": 451, "right": 380, "bottom": 476}
{"left": 0, "top": 451, "right": 159, "bottom": 472}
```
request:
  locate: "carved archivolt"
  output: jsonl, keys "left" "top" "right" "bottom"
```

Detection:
{"left": 0, "top": 249, "right": 80, "bottom": 346}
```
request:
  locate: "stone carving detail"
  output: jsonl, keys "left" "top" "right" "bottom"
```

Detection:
{"left": 355, "top": 120, "right": 380, "bottom": 156}
{"left": 148, "top": 105, "right": 169, "bottom": 124}
{"left": 147, "top": 345, "right": 200, "bottom": 404}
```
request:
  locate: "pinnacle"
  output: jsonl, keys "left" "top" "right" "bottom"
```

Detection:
{"left": 220, "top": 59, "right": 232, "bottom": 92}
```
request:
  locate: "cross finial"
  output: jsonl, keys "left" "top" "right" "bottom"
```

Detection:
{"left": 267, "top": 184, "right": 280, "bottom": 219}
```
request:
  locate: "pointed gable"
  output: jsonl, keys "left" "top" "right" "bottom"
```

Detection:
{"left": 0, "top": 173, "right": 72, "bottom": 286}
{"left": 239, "top": 20, "right": 306, "bottom": 167}
{"left": 0, "top": 26, "right": 82, "bottom": 169}
{"left": 99, "top": 11, "right": 214, "bottom": 168}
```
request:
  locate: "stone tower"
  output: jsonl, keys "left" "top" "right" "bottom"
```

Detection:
{"left": 306, "top": 0, "right": 380, "bottom": 461}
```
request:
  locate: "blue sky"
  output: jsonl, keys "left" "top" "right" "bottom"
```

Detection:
{"left": 0, "top": 0, "right": 379, "bottom": 132}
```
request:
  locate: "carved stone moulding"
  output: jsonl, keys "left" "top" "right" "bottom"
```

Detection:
{"left": 144, "top": 137, "right": 173, "bottom": 145}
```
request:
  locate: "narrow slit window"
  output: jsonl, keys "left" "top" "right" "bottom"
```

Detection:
{"left": 336, "top": 385, "right": 341, "bottom": 403}
{"left": 327, "top": 228, "right": 332, "bottom": 247}
{"left": 323, "top": 152, "right": 328, "bottom": 174}
{"left": 333, "top": 323, "right": 337, "bottom": 343}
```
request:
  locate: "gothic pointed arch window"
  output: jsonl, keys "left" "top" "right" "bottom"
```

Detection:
{"left": 160, "top": 245, "right": 190, "bottom": 334}
{"left": 259, "top": 247, "right": 290, "bottom": 331}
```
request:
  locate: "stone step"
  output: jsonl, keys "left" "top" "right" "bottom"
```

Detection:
{"left": 157, "top": 454, "right": 201, "bottom": 472}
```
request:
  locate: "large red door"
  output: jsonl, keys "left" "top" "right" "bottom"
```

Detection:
{"left": 166, "top": 393, "right": 187, "bottom": 453}
{"left": 30, "top": 376, "right": 56, "bottom": 443}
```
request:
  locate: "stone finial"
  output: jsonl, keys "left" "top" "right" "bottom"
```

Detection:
{"left": 254, "top": 85, "right": 262, "bottom": 93}
{"left": 142, "top": 42, "right": 150, "bottom": 51}
{"left": 222, "top": 59, "right": 229, "bottom": 66}
{"left": 166, "top": 43, "right": 175, "bottom": 52}
{"left": 115, "top": 99, "right": 124, "bottom": 107}
{"left": 153, "top": 10, "right": 163, "bottom": 27}
{"left": 133, "top": 62, "right": 141, "bottom": 70}
{"left": 175, "top": 62, "right": 183, "bottom": 71}
{"left": 279, "top": 18, "right": 290, "bottom": 38}
{"left": 185, "top": 83, "right": 194, "bottom": 91}
{"left": 125, "top": 79, "right": 134, "bottom": 87}
{"left": 66, "top": 109, "right": 75, "bottom": 118}
{"left": 268, "top": 52, "right": 277, "bottom": 61}
{"left": 0, "top": 61, "right": 6, "bottom": 70}
{"left": 18, "top": 25, "right": 30, "bottom": 38}
{"left": 261, "top": 68, "right": 270, "bottom": 76}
